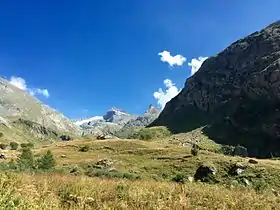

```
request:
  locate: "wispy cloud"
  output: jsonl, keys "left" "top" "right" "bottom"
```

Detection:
{"left": 158, "top": 50, "right": 186, "bottom": 67}
{"left": 188, "top": 56, "right": 208, "bottom": 75}
{"left": 153, "top": 79, "right": 181, "bottom": 110}
{"left": 9, "top": 76, "right": 50, "bottom": 98}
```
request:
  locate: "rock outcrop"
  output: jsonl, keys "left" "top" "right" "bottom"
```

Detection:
{"left": 150, "top": 21, "right": 280, "bottom": 157}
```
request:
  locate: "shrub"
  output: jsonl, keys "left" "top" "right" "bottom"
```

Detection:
{"left": 10, "top": 142, "right": 18, "bottom": 150}
{"left": 0, "top": 132, "right": 3, "bottom": 138}
{"left": 17, "top": 148, "right": 34, "bottom": 170}
{"left": 221, "top": 145, "right": 235, "bottom": 156}
{"left": 191, "top": 144, "right": 199, "bottom": 156}
{"left": 21, "top": 143, "right": 34, "bottom": 149}
{"left": 172, "top": 173, "right": 186, "bottom": 183}
{"left": 37, "top": 150, "right": 56, "bottom": 170}
{"left": 79, "top": 145, "right": 90, "bottom": 152}
{"left": 234, "top": 145, "right": 248, "bottom": 157}
{"left": 0, "top": 143, "right": 8, "bottom": 150}
{"left": 20, "top": 143, "right": 28, "bottom": 149}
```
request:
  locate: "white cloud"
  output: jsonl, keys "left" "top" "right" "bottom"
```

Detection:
{"left": 33, "top": 88, "right": 50, "bottom": 98}
{"left": 9, "top": 76, "right": 27, "bottom": 90}
{"left": 153, "top": 79, "right": 181, "bottom": 110}
{"left": 188, "top": 56, "right": 208, "bottom": 75}
{"left": 9, "top": 76, "right": 50, "bottom": 98}
{"left": 158, "top": 50, "right": 186, "bottom": 67}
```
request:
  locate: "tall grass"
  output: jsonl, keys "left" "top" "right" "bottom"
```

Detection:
{"left": 0, "top": 172, "right": 278, "bottom": 209}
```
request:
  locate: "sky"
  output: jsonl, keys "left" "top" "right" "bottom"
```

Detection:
{"left": 0, "top": 0, "right": 280, "bottom": 119}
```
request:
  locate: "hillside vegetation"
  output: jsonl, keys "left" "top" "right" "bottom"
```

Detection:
{"left": 0, "top": 135, "right": 280, "bottom": 209}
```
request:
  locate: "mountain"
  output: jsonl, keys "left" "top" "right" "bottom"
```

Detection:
{"left": 122, "top": 105, "right": 160, "bottom": 129}
{"left": 150, "top": 21, "right": 280, "bottom": 157}
{"left": 75, "top": 105, "right": 160, "bottom": 136}
{"left": 0, "top": 77, "right": 81, "bottom": 143}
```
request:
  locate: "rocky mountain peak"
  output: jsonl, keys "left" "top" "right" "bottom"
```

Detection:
{"left": 144, "top": 104, "right": 160, "bottom": 116}
{"left": 103, "top": 107, "right": 131, "bottom": 123}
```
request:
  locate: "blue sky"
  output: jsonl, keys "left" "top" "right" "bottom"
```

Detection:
{"left": 0, "top": 0, "right": 280, "bottom": 118}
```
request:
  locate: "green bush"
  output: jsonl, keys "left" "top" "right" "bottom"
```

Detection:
{"left": 37, "top": 150, "right": 56, "bottom": 170}
{"left": 171, "top": 173, "right": 186, "bottom": 183}
{"left": 10, "top": 142, "right": 18, "bottom": 150}
{"left": 129, "top": 126, "right": 171, "bottom": 140}
{"left": 87, "top": 169, "right": 141, "bottom": 180}
{"left": 17, "top": 148, "right": 34, "bottom": 170}
{"left": 79, "top": 145, "right": 90, "bottom": 152}
{"left": 20, "top": 143, "right": 34, "bottom": 149}
{"left": 0, "top": 132, "right": 3, "bottom": 138}
{"left": 221, "top": 145, "right": 235, "bottom": 156}
{"left": 0, "top": 143, "right": 8, "bottom": 150}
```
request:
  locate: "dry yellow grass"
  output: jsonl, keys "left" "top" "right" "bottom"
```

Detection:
{"left": 0, "top": 172, "right": 279, "bottom": 210}
{"left": 1, "top": 138, "right": 280, "bottom": 209}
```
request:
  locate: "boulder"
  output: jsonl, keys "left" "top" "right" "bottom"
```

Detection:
{"left": 96, "top": 135, "right": 106, "bottom": 140}
{"left": 194, "top": 163, "right": 216, "bottom": 182}
{"left": 60, "top": 135, "right": 71, "bottom": 141}
{"left": 229, "top": 162, "right": 246, "bottom": 176}
{"left": 248, "top": 159, "right": 258, "bottom": 164}
{"left": 94, "top": 159, "right": 113, "bottom": 169}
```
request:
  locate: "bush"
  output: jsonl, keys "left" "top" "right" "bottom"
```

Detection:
{"left": 17, "top": 148, "right": 34, "bottom": 170}
{"left": 0, "top": 132, "right": 3, "bottom": 138}
{"left": 79, "top": 145, "right": 90, "bottom": 152}
{"left": 172, "top": 173, "right": 186, "bottom": 183}
{"left": 129, "top": 126, "right": 171, "bottom": 140}
{"left": 0, "top": 143, "right": 8, "bottom": 150}
{"left": 10, "top": 142, "right": 18, "bottom": 150}
{"left": 234, "top": 145, "right": 248, "bottom": 157}
{"left": 20, "top": 143, "right": 34, "bottom": 149}
{"left": 221, "top": 145, "right": 235, "bottom": 156}
{"left": 37, "top": 150, "right": 56, "bottom": 170}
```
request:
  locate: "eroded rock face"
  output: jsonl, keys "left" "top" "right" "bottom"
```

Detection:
{"left": 150, "top": 21, "right": 280, "bottom": 157}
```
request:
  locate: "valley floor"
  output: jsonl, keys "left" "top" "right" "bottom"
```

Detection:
{"left": 1, "top": 138, "right": 280, "bottom": 209}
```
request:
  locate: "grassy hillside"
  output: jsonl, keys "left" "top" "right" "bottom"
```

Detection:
{"left": 0, "top": 136, "right": 280, "bottom": 209}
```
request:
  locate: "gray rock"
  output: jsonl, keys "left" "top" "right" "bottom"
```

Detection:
{"left": 248, "top": 159, "right": 258, "bottom": 164}
{"left": 188, "top": 176, "right": 194, "bottom": 182}
{"left": 95, "top": 159, "right": 114, "bottom": 168}
{"left": 194, "top": 163, "right": 216, "bottom": 182}
{"left": 229, "top": 162, "right": 246, "bottom": 176}
{"left": 243, "top": 178, "right": 250, "bottom": 186}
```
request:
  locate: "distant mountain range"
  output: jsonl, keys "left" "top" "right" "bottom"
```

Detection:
{"left": 74, "top": 105, "right": 160, "bottom": 136}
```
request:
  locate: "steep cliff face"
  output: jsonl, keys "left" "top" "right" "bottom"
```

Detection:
{"left": 150, "top": 21, "right": 280, "bottom": 157}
